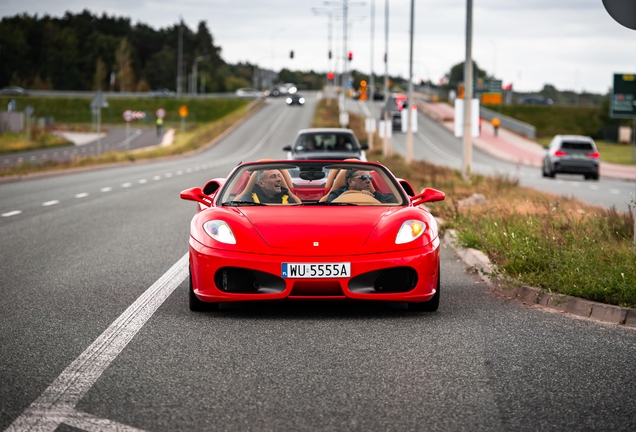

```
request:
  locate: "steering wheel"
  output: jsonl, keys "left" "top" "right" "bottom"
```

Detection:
{"left": 331, "top": 190, "right": 381, "bottom": 204}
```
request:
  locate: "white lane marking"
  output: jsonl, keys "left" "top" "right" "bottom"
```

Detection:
{"left": 610, "top": 189, "right": 620, "bottom": 195}
{"left": 589, "top": 185, "right": 599, "bottom": 190}
{"left": 176, "top": 170, "right": 183, "bottom": 175}
{"left": 101, "top": 187, "right": 112, "bottom": 192}
{"left": 6, "top": 253, "right": 188, "bottom": 432}
{"left": 416, "top": 130, "right": 461, "bottom": 163}
{"left": 194, "top": 166, "right": 201, "bottom": 171}
{"left": 165, "top": 173, "right": 173, "bottom": 178}
{"left": 75, "top": 193, "right": 89, "bottom": 198}
{"left": 2, "top": 210, "right": 22, "bottom": 217}
{"left": 153, "top": 175, "right": 161, "bottom": 181}
{"left": 121, "top": 182, "right": 132, "bottom": 188}
{"left": 42, "top": 200, "right": 60, "bottom": 206}
{"left": 138, "top": 179, "right": 147, "bottom": 184}
{"left": 63, "top": 409, "right": 148, "bottom": 432}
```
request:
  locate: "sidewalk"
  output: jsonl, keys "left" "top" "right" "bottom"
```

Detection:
{"left": 419, "top": 101, "right": 636, "bottom": 182}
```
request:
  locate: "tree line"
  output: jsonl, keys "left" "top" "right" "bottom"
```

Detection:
{"left": 0, "top": 10, "right": 327, "bottom": 92}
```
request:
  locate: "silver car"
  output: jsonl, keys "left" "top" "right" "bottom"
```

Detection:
{"left": 283, "top": 128, "right": 368, "bottom": 161}
{"left": 542, "top": 135, "right": 600, "bottom": 180}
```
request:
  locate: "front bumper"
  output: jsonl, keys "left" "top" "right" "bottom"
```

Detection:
{"left": 189, "top": 237, "right": 440, "bottom": 304}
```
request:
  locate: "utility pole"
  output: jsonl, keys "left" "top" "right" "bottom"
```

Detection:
{"left": 382, "top": 0, "right": 390, "bottom": 156}
{"left": 368, "top": 0, "right": 375, "bottom": 150}
{"left": 177, "top": 23, "right": 183, "bottom": 96}
{"left": 406, "top": 0, "right": 415, "bottom": 164}
{"left": 462, "top": 0, "right": 474, "bottom": 181}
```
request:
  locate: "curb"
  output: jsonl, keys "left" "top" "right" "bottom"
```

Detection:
{"left": 442, "top": 229, "right": 636, "bottom": 328}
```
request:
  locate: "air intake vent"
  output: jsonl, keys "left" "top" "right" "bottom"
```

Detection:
{"left": 374, "top": 267, "right": 418, "bottom": 293}
{"left": 215, "top": 267, "right": 259, "bottom": 293}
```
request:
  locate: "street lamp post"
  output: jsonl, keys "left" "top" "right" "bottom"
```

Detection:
{"left": 406, "top": 0, "right": 415, "bottom": 164}
{"left": 462, "top": 0, "right": 474, "bottom": 181}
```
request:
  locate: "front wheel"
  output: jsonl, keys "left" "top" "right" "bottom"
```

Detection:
{"left": 409, "top": 265, "right": 440, "bottom": 312}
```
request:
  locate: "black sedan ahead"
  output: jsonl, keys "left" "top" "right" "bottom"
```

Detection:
{"left": 285, "top": 94, "right": 305, "bottom": 106}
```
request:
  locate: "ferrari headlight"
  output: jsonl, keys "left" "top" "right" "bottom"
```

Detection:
{"left": 203, "top": 220, "right": 236, "bottom": 244}
{"left": 395, "top": 220, "right": 426, "bottom": 244}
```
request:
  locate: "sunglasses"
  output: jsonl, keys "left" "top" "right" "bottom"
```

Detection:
{"left": 355, "top": 174, "right": 373, "bottom": 180}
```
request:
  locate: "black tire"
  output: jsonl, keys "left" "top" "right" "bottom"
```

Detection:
{"left": 409, "top": 265, "right": 440, "bottom": 312}
{"left": 593, "top": 173, "right": 600, "bottom": 181}
{"left": 189, "top": 267, "right": 219, "bottom": 312}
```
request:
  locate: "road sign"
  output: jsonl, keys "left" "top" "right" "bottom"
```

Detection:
{"left": 123, "top": 110, "right": 134, "bottom": 122}
{"left": 156, "top": 108, "right": 166, "bottom": 119}
{"left": 179, "top": 105, "right": 188, "bottom": 117}
{"left": 122, "top": 110, "right": 145, "bottom": 122}
{"left": 25, "top": 105, "right": 34, "bottom": 117}
{"left": 90, "top": 91, "right": 109, "bottom": 110}
{"left": 611, "top": 73, "right": 636, "bottom": 118}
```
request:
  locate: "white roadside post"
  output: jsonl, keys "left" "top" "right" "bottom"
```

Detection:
{"left": 365, "top": 117, "right": 376, "bottom": 150}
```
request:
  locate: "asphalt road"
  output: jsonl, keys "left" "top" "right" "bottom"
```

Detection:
{"left": 351, "top": 99, "right": 636, "bottom": 211}
{"left": 1, "top": 94, "right": 635, "bottom": 432}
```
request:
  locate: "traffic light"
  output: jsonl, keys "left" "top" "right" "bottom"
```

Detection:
{"left": 290, "top": 50, "right": 294, "bottom": 59}
{"left": 348, "top": 51, "right": 353, "bottom": 62}
{"left": 327, "top": 71, "right": 335, "bottom": 81}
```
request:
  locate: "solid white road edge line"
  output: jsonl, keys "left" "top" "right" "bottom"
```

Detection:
{"left": 6, "top": 252, "right": 189, "bottom": 432}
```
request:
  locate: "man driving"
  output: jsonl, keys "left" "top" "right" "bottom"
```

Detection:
{"left": 326, "top": 169, "right": 397, "bottom": 203}
{"left": 244, "top": 169, "right": 294, "bottom": 204}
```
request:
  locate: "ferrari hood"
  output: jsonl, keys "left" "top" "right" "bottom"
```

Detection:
{"left": 239, "top": 207, "right": 391, "bottom": 251}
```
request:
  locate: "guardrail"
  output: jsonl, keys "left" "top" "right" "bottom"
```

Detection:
{"left": 479, "top": 106, "right": 536, "bottom": 140}
{"left": 22, "top": 90, "right": 242, "bottom": 99}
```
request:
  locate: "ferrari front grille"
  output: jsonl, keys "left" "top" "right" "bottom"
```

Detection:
{"left": 374, "top": 267, "right": 418, "bottom": 293}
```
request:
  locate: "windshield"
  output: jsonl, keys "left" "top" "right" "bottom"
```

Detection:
{"left": 218, "top": 161, "right": 405, "bottom": 206}
{"left": 293, "top": 132, "right": 360, "bottom": 153}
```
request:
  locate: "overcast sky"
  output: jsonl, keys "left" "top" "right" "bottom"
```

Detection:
{"left": 2, "top": 0, "right": 635, "bottom": 93}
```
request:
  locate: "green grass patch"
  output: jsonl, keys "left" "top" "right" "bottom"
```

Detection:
{"left": 0, "top": 96, "right": 249, "bottom": 126}
{"left": 0, "top": 128, "right": 73, "bottom": 154}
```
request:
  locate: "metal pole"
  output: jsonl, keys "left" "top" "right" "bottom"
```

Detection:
{"left": 406, "top": 0, "right": 414, "bottom": 164}
{"left": 97, "top": 108, "right": 101, "bottom": 156}
{"left": 368, "top": 0, "right": 375, "bottom": 150}
{"left": 125, "top": 121, "right": 130, "bottom": 151}
{"left": 382, "top": 0, "right": 389, "bottom": 156}
{"left": 462, "top": 0, "right": 473, "bottom": 181}
{"left": 342, "top": 0, "right": 348, "bottom": 115}
{"left": 177, "top": 24, "right": 183, "bottom": 96}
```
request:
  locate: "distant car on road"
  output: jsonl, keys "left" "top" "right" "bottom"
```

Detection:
{"left": 542, "top": 135, "right": 600, "bottom": 180}
{"left": 380, "top": 93, "right": 408, "bottom": 130}
{"left": 285, "top": 94, "right": 305, "bottom": 106}
{"left": 278, "top": 83, "right": 297, "bottom": 95}
{"left": 235, "top": 88, "right": 262, "bottom": 98}
{"left": 0, "top": 86, "right": 27, "bottom": 96}
{"left": 283, "top": 128, "right": 368, "bottom": 161}
{"left": 149, "top": 88, "right": 175, "bottom": 97}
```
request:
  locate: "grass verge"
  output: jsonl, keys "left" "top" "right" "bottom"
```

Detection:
{"left": 319, "top": 98, "right": 636, "bottom": 308}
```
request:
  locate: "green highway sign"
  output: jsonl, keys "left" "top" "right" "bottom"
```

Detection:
{"left": 473, "top": 78, "right": 502, "bottom": 94}
{"left": 611, "top": 73, "right": 636, "bottom": 118}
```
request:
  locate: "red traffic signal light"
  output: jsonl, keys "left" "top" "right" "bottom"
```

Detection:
{"left": 348, "top": 51, "right": 353, "bottom": 61}
{"left": 327, "top": 71, "right": 335, "bottom": 81}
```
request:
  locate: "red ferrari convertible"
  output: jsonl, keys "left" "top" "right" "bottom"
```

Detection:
{"left": 180, "top": 160, "right": 445, "bottom": 312}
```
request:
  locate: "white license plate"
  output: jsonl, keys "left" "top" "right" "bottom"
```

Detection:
{"left": 282, "top": 262, "right": 351, "bottom": 278}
